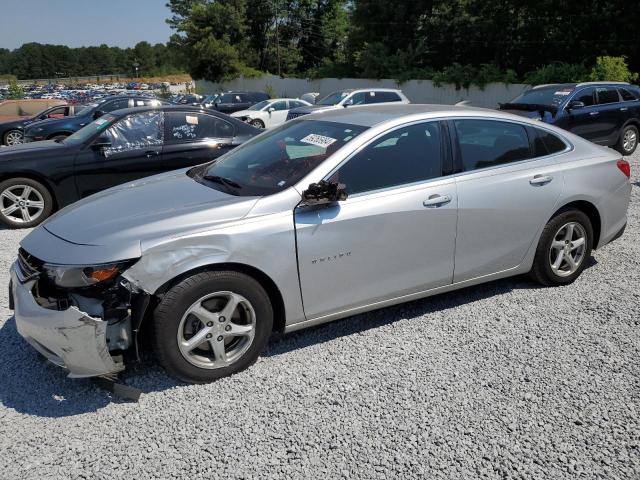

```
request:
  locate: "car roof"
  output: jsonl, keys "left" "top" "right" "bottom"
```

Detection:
{"left": 108, "top": 104, "right": 232, "bottom": 117}
{"left": 300, "top": 103, "right": 553, "bottom": 128}
{"left": 531, "top": 81, "right": 631, "bottom": 90}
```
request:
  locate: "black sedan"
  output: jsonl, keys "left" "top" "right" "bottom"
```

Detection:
{"left": 0, "top": 105, "right": 259, "bottom": 228}
{"left": 1, "top": 104, "right": 79, "bottom": 146}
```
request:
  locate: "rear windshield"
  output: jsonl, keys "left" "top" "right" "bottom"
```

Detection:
{"left": 510, "top": 87, "right": 574, "bottom": 107}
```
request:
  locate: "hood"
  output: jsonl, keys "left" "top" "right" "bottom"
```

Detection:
{"left": 0, "top": 139, "right": 67, "bottom": 157}
{"left": 42, "top": 169, "right": 259, "bottom": 250}
{"left": 289, "top": 104, "right": 336, "bottom": 115}
{"left": 0, "top": 117, "right": 35, "bottom": 128}
{"left": 499, "top": 109, "right": 544, "bottom": 119}
{"left": 230, "top": 109, "right": 255, "bottom": 118}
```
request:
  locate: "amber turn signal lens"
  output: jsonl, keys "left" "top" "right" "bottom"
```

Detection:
{"left": 87, "top": 266, "right": 120, "bottom": 282}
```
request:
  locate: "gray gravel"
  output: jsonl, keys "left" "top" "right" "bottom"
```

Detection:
{"left": 1, "top": 152, "right": 639, "bottom": 480}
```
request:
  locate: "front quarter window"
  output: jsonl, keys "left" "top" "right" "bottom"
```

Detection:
{"left": 195, "top": 120, "right": 368, "bottom": 196}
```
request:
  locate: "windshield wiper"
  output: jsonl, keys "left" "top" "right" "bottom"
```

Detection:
{"left": 202, "top": 174, "right": 242, "bottom": 191}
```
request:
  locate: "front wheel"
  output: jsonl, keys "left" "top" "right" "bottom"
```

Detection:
{"left": 152, "top": 270, "right": 273, "bottom": 383}
{"left": 0, "top": 177, "right": 53, "bottom": 228}
{"left": 250, "top": 119, "right": 265, "bottom": 129}
{"left": 529, "top": 209, "right": 593, "bottom": 286}
{"left": 615, "top": 125, "right": 638, "bottom": 155}
{"left": 3, "top": 129, "right": 23, "bottom": 146}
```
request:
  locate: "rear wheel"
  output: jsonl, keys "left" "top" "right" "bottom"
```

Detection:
{"left": 0, "top": 177, "right": 53, "bottom": 228}
{"left": 152, "top": 270, "right": 273, "bottom": 383}
{"left": 529, "top": 209, "right": 593, "bottom": 286}
{"left": 3, "top": 129, "right": 23, "bottom": 146}
{"left": 49, "top": 134, "right": 69, "bottom": 142}
{"left": 615, "top": 124, "right": 638, "bottom": 155}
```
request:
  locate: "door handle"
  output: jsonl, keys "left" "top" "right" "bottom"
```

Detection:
{"left": 589, "top": 111, "right": 599, "bottom": 116}
{"left": 423, "top": 194, "right": 452, "bottom": 208}
{"left": 529, "top": 174, "right": 553, "bottom": 186}
{"left": 620, "top": 107, "right": 629, "bottom": 112}
{"left": 145, "top": 150, "right": 160, "bottom": 158}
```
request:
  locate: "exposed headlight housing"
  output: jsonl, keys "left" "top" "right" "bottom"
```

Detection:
{"left": 43, "top": 261, "right": 131, "bottom": 288}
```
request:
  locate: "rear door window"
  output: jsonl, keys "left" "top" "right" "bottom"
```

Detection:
{"left": 101, "top": 98, "right": 132, "bottom": 113}
{"left": 164, "top": 112, "right": 234, "bottom": 144}
{"left": 531, "top": 128, "right": 568, "bottom": 157}
{"left": 596, "top": 88, "right": 621, "bottom": 105}
{"left": 619, "top": 88, "right": 638, "bottom": 101}
{"left": 454, "top": 119, "right": 531, "bottom": 171}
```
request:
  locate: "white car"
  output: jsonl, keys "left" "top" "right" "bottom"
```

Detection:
{"left": 231, "top": 98, "right": 312, "bottom": 129}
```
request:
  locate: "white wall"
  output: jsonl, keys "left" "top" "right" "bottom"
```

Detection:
{"left": 197, "top": 74, "right": 530, "bottom": 108}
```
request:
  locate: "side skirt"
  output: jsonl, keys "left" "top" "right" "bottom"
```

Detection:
{"left": 284, "top": 263, "right": 529, "bottom": 333}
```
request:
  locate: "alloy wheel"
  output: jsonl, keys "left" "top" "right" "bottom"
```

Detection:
{"left": 0, "top": 185, "right": 45, "bottom": 224}
{"left": 177, "top": 291, "right": 256, "bottom": 369}
{"left": 4, "top": 131, "right": 23, "bottom": 146}
{"left": 623, "top": 128, "right": 637, "bottom": 153}
{"left": 548, "top": 222, "right": 587, "bottom": 277}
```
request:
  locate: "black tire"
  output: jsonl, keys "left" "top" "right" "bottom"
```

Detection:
{"left": 0, "top": 177, "right": 54, "bottom": 229}
{"left": 49, "top": 134, "right": 69, "bottom": 142}
{"left": 3, "top": 129, "right": 23, "bottom": 146}
{"left": 152, "top": 270, "right": 273, "bottom": 383}
{"left": 250, "top": 119, "right": 265, "bottom": 129}
{"left": 615, "top": 124, "right": 638, "bottom": 156}
{"left": 529, "top": 209, "right": 593, "bottom": 286}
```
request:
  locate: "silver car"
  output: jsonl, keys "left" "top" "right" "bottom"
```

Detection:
{"left": 9, "top": 105, "right": 632, "bottom": 383}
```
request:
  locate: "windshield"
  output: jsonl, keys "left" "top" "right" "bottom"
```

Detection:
{"left": 74, "top": 103, "right": 98, "bottom": 116}
{"left": 317, "top": 91, "right": 350, "bottom": 106}
{"left": 509, "top": 87, "right": 574, "bottom": 107}
{"left": 63, "top": 114, "right": 117, "bottom": 145}
{"left": 248, "top": 100, "right": 271, "bottom": 111}
{"left": 195, "top": 120, "right": 368, "bottom": 196}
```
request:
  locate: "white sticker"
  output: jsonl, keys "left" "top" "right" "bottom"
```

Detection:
{"left": 137, "top": 100, "right": 144, "bottom": 106}
{"left": 554, "top": 91, "right": 571, "bottom": 95}
{"left": 300, "top": 134, "right": 337, "bottom": 149}
{"left": 186, "top": 115, "right": 199, "bottom": 125}
{"left": 95, "top": 118, "right": 108, "bottom": 125}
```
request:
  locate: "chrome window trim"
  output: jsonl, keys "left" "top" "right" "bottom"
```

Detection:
{"left": 449, "top": 116, "right": 574, "bottom": 178}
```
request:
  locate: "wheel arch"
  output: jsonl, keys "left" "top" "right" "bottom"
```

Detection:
{"left": 0, "top": 172, "right": 59, "bottom": 210}
{"left": 46, "top": 131, "right": 73, "bottom": 140}
{"left": 152, "top": 262, "right": 287, "bottom": 334}
{"left": 549, "top": 200, "right": 602, "bottom": 249}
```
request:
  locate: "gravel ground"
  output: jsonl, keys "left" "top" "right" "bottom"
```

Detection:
{"left": 0, "top": 152, "right": 639, "bottom": 480}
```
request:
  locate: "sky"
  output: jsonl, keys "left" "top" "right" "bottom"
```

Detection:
{"left": 0, "top": 0, "right": 174, "bottom": 50}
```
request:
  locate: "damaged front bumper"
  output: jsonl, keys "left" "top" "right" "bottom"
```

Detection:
{"left": 10, "top": 264, "right": 125, "bottom": 378}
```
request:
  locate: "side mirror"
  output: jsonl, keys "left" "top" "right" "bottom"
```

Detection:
{"left": 567, "top": 101, "right": 585, "bottom": 111}
{"left": 342, "top": 98, "right": 354, "bottom": 108}
{"left": 302, "top": 180, "right": 348, "bottom": 205}
{"left": 267, "top": 107, "right": 275, "bottom": 114}
{"left": 92, "top": 134, "right": 111, "bottom": 153}
{"left": 93, "top": 110, "right": 105, "bottom": 119}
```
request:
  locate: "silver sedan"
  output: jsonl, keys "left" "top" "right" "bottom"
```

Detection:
{"left": 10, "top": 104, "right": 632, "bottom": 383}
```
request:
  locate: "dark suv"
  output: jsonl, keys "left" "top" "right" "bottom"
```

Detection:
{"left": 23, "top": 96, "right": 167, "bottom": 143}
{"left": 500, "top": 82, "right": 640, "bottom": 155}
{"left": 208, "top": 91, "right": 270, "bottom": 114}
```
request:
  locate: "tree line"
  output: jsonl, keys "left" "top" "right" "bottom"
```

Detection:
{"left": 0, "top": 42, "right": 183, "bottom": 80}
{"left": 167, "top": 0, "right": 640, "bottom": 85}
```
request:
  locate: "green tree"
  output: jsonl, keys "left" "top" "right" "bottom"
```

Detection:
{"left": 7, "top": 80, "right": 24, "bottom": 99}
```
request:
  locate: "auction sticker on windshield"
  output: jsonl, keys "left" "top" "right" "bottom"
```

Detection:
{"left": 300, "top": 134, "right": 337, "bottom": 149}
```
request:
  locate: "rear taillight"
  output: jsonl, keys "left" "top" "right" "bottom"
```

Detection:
{"left": 617, "top": 159, "right": 631, "bottom": 179}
